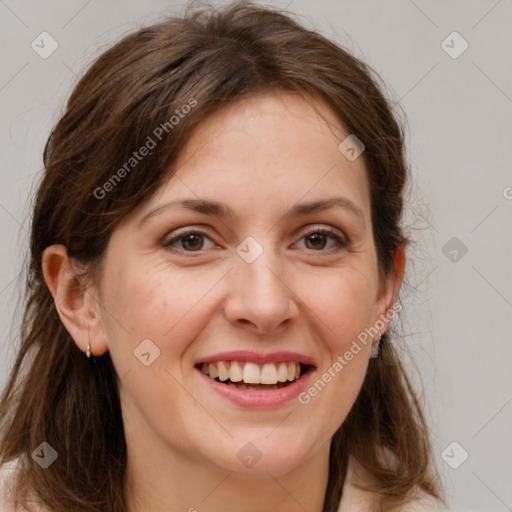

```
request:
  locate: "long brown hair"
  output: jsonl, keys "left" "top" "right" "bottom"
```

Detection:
{"left": 0, "top": 2, "right": 445, "bottom": 511}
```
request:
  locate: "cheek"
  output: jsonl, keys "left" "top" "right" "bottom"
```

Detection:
{"left": 293, "top": 267, "right": 376, "bottom": 426}
{"left": 101, "top": 262, "right": 220, "bottom": 362}
{"left": 297, "top": 266, "right": 377, "bottom": 350}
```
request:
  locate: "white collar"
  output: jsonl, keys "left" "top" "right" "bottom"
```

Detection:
{"left": 337, "top": 455, "right": 450, "bottom": 512}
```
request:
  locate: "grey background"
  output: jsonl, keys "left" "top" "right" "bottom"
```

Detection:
{"left": 1, "top": 1, "right": 511, "bottom": 511}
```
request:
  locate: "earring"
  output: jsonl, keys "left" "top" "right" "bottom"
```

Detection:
{"left": 370, "top": 335, "right": 382, "bottom": 359}
{"left": 86, "top": 330, "right": 92, "bottom": 358}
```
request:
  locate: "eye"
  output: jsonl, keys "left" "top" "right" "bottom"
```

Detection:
{"left": 163, "top": 230, "right": 215, "bottom": 252}
{"left": 163, "top": 227, "right": 347, "bottom": 254}
{"left": 295, "top": 228, "right": 347, "bottom": 252}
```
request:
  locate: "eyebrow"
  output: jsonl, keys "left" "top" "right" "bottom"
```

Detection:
{"left": 138, "top": 196, "right": 366, "bottom": 229}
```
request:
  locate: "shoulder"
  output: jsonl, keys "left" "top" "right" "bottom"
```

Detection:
{"left": 393, "top": 497, "right": 454, "bottom": 512}
{"left": 338, "top": 455, "right": 454, "bottom": 512}
{"left": 0, "top": 457, "right": 48, "bottom": 512}
{"left": 0, "top": 459, "right": 19, "bottom": 512}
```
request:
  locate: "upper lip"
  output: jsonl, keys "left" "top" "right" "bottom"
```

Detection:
{"left": 195, "top": 350, "right": 316, "bottom": 367}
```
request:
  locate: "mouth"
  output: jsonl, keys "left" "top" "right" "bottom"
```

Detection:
{"left": 194, "top": 360, "right": 313, "bottom": 391}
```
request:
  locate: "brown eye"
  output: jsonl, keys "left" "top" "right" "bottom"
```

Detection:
{"left": 304, "top": 232, "right": 328, "bottom": 250}
{"left": 180, "top": 233, "right": 204, "bottom": 251}
{"left": 297, "top": 229, "right": 346, "bottom": 252}
{"left": 164, "top": 231, "right": 215, "bottom": 252}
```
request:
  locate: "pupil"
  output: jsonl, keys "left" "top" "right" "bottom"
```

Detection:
{"left": 183, "top": 234, "right": 203, "bottom": 251}
{"left": 307, "top": 233, "right": 326, "bottom": 250}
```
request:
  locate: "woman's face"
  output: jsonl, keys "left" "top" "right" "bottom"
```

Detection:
{"left": 93, "top": 92, "right": 399, "bottom": 478}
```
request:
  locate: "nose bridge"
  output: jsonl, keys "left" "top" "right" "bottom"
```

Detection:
{"left": 225, "top": 237, "right": 298, "bottom": 332}
{"left": 241, "top": 252, "right": 285, "bottom": 299}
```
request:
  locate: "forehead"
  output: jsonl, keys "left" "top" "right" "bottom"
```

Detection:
{"left": 135, "top": 92, "right": 371, "bottom": 227}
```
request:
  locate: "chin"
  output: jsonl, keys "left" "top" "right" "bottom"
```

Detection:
{"left": 209, "top": 437, "right": 316, "bottom": 478}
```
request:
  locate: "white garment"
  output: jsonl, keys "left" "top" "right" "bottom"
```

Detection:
{"left": 338, "top": 456, "right": 452, "bottom": 512}
{"left": 1, "top": 456, "right": 452, "bottom": 512}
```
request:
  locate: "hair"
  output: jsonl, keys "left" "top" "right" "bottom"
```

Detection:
{"left": 0, "top": 2, "right": 446, "bottom": 511}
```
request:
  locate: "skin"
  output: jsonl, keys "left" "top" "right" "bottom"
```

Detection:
{"left": 43, "top": 92, "right": 405, "bottom": 512}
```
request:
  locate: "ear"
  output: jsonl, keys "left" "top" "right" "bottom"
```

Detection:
{"left": 42, "top": 244, "right": 109, "bottom": 357}
{"left": 371, "top": 245, "right": 406, "bottom": 335}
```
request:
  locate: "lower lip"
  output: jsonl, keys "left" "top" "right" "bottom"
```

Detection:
{"left": 196, "top": 368, "right": 314, "bottom": 409}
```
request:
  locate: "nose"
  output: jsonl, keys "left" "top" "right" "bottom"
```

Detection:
{"left": 223, "top": 246, "right": 299, "bottom": 335}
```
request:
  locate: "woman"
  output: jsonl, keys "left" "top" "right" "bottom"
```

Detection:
{"left": 0, "top": 2, "right": 450, "bottom": 511}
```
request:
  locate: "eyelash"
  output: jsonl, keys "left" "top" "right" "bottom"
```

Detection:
{"left": 163, "top": 227, "right": 347, "bottom": 254}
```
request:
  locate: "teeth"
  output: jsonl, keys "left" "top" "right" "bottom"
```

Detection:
{"left": 287, "top": 362, "right": 296, "bottom": 381}
{"left": 218, "top": 361, "right": 229, "bottom": 381}
{"left": 230, "top": 382, "right": 282, "bottom": 390}
{"left": 200, "top": 361, "right": 305, "bottom": 385}
{"left": 277, "top": 362, "right": 288, "bottom": 382}
{"left": 261, "top": 363, "right": 278, "bottom": 384}
{"left": 208, "top": 363, "right": 218, "bottom": 379}
{"left": 243, "top": 362, "right": 260, "bottom": 384}
{"left": 229, "top": 361, "right": 243, "bottom": 382}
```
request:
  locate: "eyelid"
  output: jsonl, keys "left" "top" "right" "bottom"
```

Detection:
{"left": 297, "top": 224, "right": 346, "bottom": 241}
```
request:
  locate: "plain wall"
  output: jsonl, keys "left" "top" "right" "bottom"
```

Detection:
{"left": 1, "top": 1, "right": 511, "bottom": 511}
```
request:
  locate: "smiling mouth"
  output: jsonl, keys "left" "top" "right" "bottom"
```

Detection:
{"left": 195, "top": 361, "right": 312, "bottom": 390}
